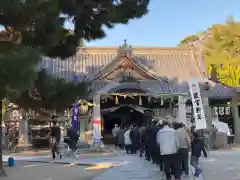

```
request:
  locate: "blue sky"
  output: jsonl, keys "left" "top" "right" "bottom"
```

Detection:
{"left": 74, "top": 0, "right": 240, "bottom": 47}
{"left": 2, "top": 0, "right": 239, "bottom": 47}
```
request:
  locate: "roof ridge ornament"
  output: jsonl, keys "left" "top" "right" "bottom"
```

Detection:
{"left": 118, "top": 39, "right": 132, "bottom": 56}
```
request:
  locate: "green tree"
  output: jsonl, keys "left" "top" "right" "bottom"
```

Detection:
{"left": 179, "top": 18, "right": 240, "bottom": 87}
{"left": 179, "top": 17, "right": 240, "bottom": 143}
{"left": 0, "top": 1, "right": 150, "bottom": 173}
{"left": 0, "top": 43, "right": 40, "bottom": 99}
{"left": 0, "top": 41, "right": 41, "bottom": 176}
{"left": 179, "top": 34, "right": 199, "bottom": 45}
{"left": 204, "top": 20, "right": 240, "bottom": 86}
{"left": 9, "top": 70, "right": 88, "bottom": 115}
{"left": 0, "top": 0, "right": 150, "bottom": 58}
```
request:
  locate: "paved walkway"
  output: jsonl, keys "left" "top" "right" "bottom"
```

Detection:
{"left": 2, "top": 161, "right": 106, "bottom": 180}
{"left": 6, "top": 148, "right": 240, "bottom": 180}
{"left": 4, "top": 147, "right": 116, "bottom": 163}
{"left": 92, "top": 150, "right": 240, "bottom": 180}
{"left": 3, "top": 155, "right": 51, "bottom": 162}
{"left": 201, "top": 151, "right": 240, "bottom": 180}
{"left": 24, "top": 153, "right": 128, "bottom": 166}
{"left": 93, "top": 154, "right": 163, "bottom": 180}
{"left": 5, "top": 149, "right": 119, "bottom": 167}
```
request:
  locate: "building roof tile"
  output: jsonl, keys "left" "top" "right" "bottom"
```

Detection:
{"left": 39, "top": 45, "right": 236, "bottom": 98}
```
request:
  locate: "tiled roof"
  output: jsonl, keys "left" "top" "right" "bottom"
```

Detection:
{"left": 41, "top": 46, "right": 205, "bottom": 81}
{"left": 91, "top": 54, "right": 160, "bottom": 81}
{"left": 39, "top": 45, "right": 236, "bottom": 98}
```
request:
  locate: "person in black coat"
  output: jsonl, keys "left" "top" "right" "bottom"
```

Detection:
{"left": 130, "top": 124, "right": 140, "bottom": 154}
{"left": 50, "top": 121, "right": 61, "bottom": 159}
{"left": 66, "top": 126, "right": 79, "bottom": 156}
{"left": 190, "top": 131, "right": 207, "bottom": 177}
{"left": 139, "top": 124, "right": 147, "bottom": 157}
{"left": 144, "top": 125, "right": 151, "bottom": 161}
{"left": 156, "top": 122, "right": 164, "bottom": 170}
{"left": 148, "top": 121, "right": 160, "bottom": 164}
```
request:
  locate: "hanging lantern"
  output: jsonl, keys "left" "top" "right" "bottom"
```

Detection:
{"left": 115, "top": 95, "right": 119, "bottom": 104}
{"left": 148, "top": 96, "right": 151, "bottom": 103}
{"left": 79, "top": 103, "right": 89, "bottom": 115}
{"left": 160, "top": 97, "right": 164, "bottom": 106}
{"left": 139, "top": 96, "right": 142, "bottom": 106}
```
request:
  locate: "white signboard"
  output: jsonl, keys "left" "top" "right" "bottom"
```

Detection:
{"left": 212, "top": 106, "right": 231, "bottom": 116}
{"left": 188, "top": 79, "right": 207, "bottom": 130}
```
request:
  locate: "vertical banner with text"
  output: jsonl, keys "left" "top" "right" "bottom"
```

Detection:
{"left": 188, "top": 79, "right": 207, "bottom": 130}
{"left": 72, "top": 104, "right": 79, "bottom": 132}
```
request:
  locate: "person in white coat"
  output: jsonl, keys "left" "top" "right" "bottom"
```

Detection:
{"left": 156, "top": 120, "right": 181, "bottom": 180}
{"left": 124, "top": 126, "right": 132, "bottom": 154}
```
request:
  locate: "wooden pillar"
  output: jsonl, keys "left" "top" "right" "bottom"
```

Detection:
{"left": 203, "top": 97, "right": 212, "bottom": 129}
{"left": 178, "top": 96, "right": 187, "bottom": 125}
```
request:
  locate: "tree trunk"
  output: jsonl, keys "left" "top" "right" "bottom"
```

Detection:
{"left": 0, "top": 101, "right": 6, "bottom": 176}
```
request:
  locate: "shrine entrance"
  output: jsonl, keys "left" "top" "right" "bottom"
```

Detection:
{"left": 100, "top": 88, "right": 148, "bottom": 144}
{"left": 91, "top": 80, "right": 189, "bottom": 145}
{"left": 102, "top": 105, "right": 145, "bottom": 134}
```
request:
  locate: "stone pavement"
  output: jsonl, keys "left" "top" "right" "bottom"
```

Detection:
{"left": 201, "top": 150, "right": 240, "bottom": 180}
{"left": 24, "top": 152, "right": 128, "bottom": 167}
{"left": 3, "top": 147, "right": 117, "bottom": 167}
{"left": 4, "top": 149, "right": 51, "bottom": 156}
{"left": 2, "top": 161, "right": 107, "bottom": 180}
{"left": 7, "top": 148, "right": 240, "bottom": 180}
{"left": 2, "top": 154, "right": 51, "bottom": 162}
{"left": 93, "top": 154, "right": 162, "bottom": 180}
{"left": 92, "top": 150, "right": 240, "bottom": 180}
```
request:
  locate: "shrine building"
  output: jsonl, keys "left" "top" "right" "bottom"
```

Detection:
{"left": 40, "top": 40, "right": 237, "bottom": 137}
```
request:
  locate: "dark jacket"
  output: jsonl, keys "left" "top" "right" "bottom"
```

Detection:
{"left": 117, "top": 129, "right": 125, "bottom": 145}
{"left": 67, "top": 127, "right": 79, "bottom": 141}
{"left": 191, "top": 136, "right": 207, "bottom": 158}
{"left": 130, "top": 127, "right": 140, "bottom": 145}
{"left": 148, "top": 126, "right": 160, "bottom": 150}
{"left": 140, "top": 126, "right": 147, "bottom": 143}
{"left": 50, "top": 126, "right": 61, "bottom": 141}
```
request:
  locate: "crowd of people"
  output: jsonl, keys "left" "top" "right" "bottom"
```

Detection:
{"left": 112, "top": 120, "right": 208, "bottom": 180}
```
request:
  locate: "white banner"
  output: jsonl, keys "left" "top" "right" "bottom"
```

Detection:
{"left": 188, "top": 79, "right": 207, "bottom": 130}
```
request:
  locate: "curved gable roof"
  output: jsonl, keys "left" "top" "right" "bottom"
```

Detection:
{"left": 90, "top": 54, "right": 160, "bottom": 81}
{"left": 81, "top": 46, "right": 206, "bottom": 83}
